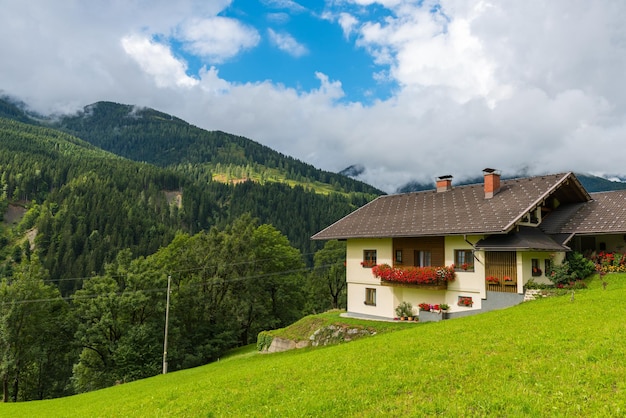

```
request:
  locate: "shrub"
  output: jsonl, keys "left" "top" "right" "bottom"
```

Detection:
{"left": 524, "top": 279, "right": 552, "bottom": 290}
{"left": 567, "top": 252, "right": 596, "bottom": 279}
{"left": 548, "top": 252, "right": 595, "bottom": 286}
{"left": 257, "top": 332, "right": 274, "bottom": 352}
{"left": 395, "top": 301, "right": 414, "bottom": 317}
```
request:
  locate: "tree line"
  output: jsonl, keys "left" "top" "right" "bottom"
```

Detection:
{"left": 1, "top": 214, "right": 347, "bottom": 401}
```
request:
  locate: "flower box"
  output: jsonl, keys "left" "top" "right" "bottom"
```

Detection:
{"left": 419, "top": 310, "right": 445, "bottom": 323}
{"left": 381, "top": 281, "right": 448, "bottom": 290}
{"left": 372, "top": 264, "right": 455, "bottom": 290}
{"left": 486, "top": 276, "right": 500, "bottom": 284}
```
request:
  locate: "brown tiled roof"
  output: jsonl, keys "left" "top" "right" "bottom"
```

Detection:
{"left": 312, "top": 172, "right": 589, "bottom": 240}
{"left": 475, "top": 226, "right": 567, "bottom": 251}
{"left": 541, "top": 190, "right": 626, "bottom": 235}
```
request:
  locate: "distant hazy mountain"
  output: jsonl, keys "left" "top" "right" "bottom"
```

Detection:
{"left": 339, "top": 164, "right": 366, "bottom": 178}
{"left": 396, "top": 172, "right": 626, "bottom": 194}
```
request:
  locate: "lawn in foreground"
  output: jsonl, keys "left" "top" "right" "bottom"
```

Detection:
{"left": 1, "top": 275, "right": 625, "bottom": 417}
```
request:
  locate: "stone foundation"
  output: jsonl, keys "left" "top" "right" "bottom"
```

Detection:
{"left": 262, "top": 325, "right": 376, "bottom": 353}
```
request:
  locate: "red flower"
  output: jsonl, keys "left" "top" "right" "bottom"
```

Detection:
{"left": 371, "top": 264, "right": 456, "bottom": 285}
{"left": 486, "top": 276, "right": 499, "bottom": 284}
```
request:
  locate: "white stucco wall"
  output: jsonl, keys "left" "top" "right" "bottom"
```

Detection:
{"left": 444, "top": 235, "right": 485, "bottom": 310}
{"left": 519, "top": 251, "right": 565, "bottom": 286}
{"left": 347, "top": 282, "right": 397, "bottom": 318}
{"left": 346, "top": 238, "right": 394, "bottom": 317}
{"left": 345, "top": 236, "right": 488, "bottom": 318}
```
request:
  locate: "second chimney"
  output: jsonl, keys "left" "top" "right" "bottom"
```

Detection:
{"left": 483, "top": 168, "right": 501, "bottom": 198}
{"left": 436, "top": 175, "right": 453, "bottom": 192}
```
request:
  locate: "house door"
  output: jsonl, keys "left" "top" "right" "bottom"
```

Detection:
{"left": 485, "top": 251, "right": 518, "bottom": 293}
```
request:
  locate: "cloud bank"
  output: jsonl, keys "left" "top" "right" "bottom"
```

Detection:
{"left": 1, "top": 0, "right": 625, "bottom": 192}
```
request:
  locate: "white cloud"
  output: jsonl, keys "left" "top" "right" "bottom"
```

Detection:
{"left": 1, "top": 0, "right": 626, "bottom": 193}
{"left": 266, "top": 12, "right": 290, "bottom": 24}
{"left": 267, "top": 29, "right": 308, "bottom": 57}
{"left": 176, "top": 17, "right": 260, "bottom": 63}
{"left": 262, "top": 0, "right": 307, "bottom": 13}
{"left": 121, "top": 34, "right": 198, "bottom": 88}
{"left": 338, "top": 13, "right": 359, "bottom": 38}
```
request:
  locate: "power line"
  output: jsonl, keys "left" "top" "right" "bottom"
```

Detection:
{"left": 1, "top": 262, "right": 345, "bottom": 306}
{"left": 41, "top": 250, "right": 325, "bottom": 285}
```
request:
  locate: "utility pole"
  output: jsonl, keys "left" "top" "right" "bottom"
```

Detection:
{"left": 162, "top": 274, "right": 171, "bottom": 374}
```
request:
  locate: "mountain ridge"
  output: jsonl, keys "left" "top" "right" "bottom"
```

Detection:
{"left": 340, "top": 164, "right": 626, "bottom": 194}
{"left": 0, "top": 98, "right": 379, "bottom": 285}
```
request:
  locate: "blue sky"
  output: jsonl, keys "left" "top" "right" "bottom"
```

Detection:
{"left": 170, "top": 1, "right": 397, "bottom": 104}
{"left": 1, "top": 0, "right": 626, "bottom": 192}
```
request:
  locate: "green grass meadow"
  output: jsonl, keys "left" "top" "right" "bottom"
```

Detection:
{"left": 2, "top": 275, "right": 625, "bottom": 417}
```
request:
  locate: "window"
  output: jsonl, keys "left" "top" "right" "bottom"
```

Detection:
{"left": 531, "top": 258, "right": 542, "bottom": 276}
{"left": 365, "top": 288, "right": 376, "bottom": 306}
{"left": 415, "top": 250, "right": 431, "bottom": 267}
{"left": 544, "top": 259, "right": 552, "bottom": 276}
{"left": 454, "top": 249, "right": 474, "bottom": 271}
{"left": 362, "top": 250, "right": 377, "bottom": 268}
{"left": 395, "top": 249, "right": 403, "bottom": 264}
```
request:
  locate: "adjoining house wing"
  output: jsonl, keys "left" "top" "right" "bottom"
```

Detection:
{"left": 541, "top": 190, "right": 626, "bottom": 236}
{"left": 312, "top": 172, "right": 590, "bottom": 240}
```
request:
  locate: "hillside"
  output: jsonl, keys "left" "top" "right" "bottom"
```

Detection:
{"left": 49, "top": 101, "right": 382, "bottom": 196}
{"left": 1, "top": 274, "right": 623, "bottom": 416}
{"left": 0, "top": 104, "right": 378, "bottom": 283}
{"left": 0, "top": 97, "right": 381, "bottom": 400}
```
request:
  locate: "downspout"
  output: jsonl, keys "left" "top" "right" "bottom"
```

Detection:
{"left": 464, "top": 235, "right": 483, "bottom": 265}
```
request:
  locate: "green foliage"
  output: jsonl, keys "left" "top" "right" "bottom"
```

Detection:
{"left": 567, "top": 252, "right": 596, "bottom": 279}
{"left": 52, "top": 101, "right": 382, "bottom": 195}
{"left": 308, "top": 240, "right": 347, "bottom": 313}
{"left": 523, "top": 279, "right": 552, "bottom": 290}
{"left": 67, "top": 214, "right": 309, "bottom": 393}
{"left": 0, "top": 113, "right": 379, "bottom": 283}
{"left": 256, "top": 332, "right": 273, "bottom": 352}
{"left": 0, "top": 256, "right": 73, "bottom": 402}
{"left": 395, "top": 301, "right": 414, "bottom": 317}
{"left": 548, "top": 252, "right": 596, "bottom": 286}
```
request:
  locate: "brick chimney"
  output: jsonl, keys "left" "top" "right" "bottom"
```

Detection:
{"left": 483, "top": 168, "right": 501, "bottom": 199}
{"left": 436, "top": 175, "right": 453, "bottom": 192}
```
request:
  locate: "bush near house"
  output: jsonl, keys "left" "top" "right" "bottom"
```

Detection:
{"left": 548, "top": 252, "right": 595, "bottom": 287}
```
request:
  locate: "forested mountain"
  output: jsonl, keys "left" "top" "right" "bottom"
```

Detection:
{"left": 0, "top": 98, "right": 381, "bottom": 285}
{"left": 51, "top": 101, "right": 381, "bottom": 195}
{"left": 0, "top": 96, "right": 371, "bottom": 401}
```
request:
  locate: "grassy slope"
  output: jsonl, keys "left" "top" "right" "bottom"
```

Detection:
{"left": 3, "top": 275, "right": 625, "bottom": 417}
{"left": 211, "top": 166, "right": 358, "bottom": 196}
